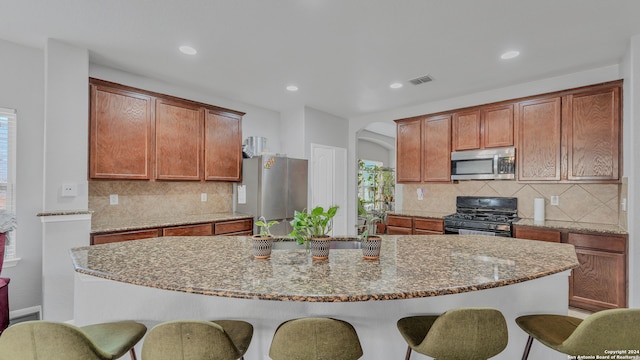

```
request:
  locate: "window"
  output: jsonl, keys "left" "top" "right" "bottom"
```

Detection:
{"left": 0, "top": 108, "right": 16, "bottom": 261}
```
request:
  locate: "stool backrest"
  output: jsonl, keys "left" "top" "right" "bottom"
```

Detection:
{"left": 142, "top": 320, "right": 242, "bottom": 360}
{"left": 418, "top": 307, "right": 508, "bottom": 360}
{"left": 0, "top": 321, "right": 111, "bottom": 360}
{"left": 561, "top": 308, "right": 640, "bottom": 355}
{"left": 269, "top": 317, "right": 363, "bottom": 360}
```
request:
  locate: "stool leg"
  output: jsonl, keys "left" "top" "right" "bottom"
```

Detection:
{"left": 521, "top": 336, "right": 534, "bottom": 360}
{"left": 129, "top": 349, "right": 137, "bottom": 360}
{"left": 405, "top": 346, "right": 412, "bottom": 360}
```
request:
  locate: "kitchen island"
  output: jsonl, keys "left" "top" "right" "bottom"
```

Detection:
{"left": 71, "top": 235, "right": 579, "bottom": 360}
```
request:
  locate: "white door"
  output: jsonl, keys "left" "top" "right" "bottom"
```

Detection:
{"left": 310, "top": 144, "right": 347, "bottom": 236}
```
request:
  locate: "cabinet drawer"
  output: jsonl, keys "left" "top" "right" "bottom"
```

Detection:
{"left": 214, "top": 218, "right": 253, "bottom": 235}
{"left": 163, "top": 223, "right": 212, "bottom": 236}
{"left": 514, "top": 226, "right": 561, "bottom": 243}
{"left": 387, "top": 226, "right": 413, "bottom": 235}
{"left": 92, "top": 228, "right": 160, "bottom": 245}
{"left": 568, "top": 233, "right": 626, "bottom": 252}
{"left": 414, "top": 218, "right": 444, "bottom": 232}
{"left": 387, "top": 215, "right": 412, "bottom": 228}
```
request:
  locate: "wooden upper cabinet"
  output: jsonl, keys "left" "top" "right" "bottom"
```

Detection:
{"left": 452, "top": 105, "right": 513, "bottom": 151}
{"left": 396, "top": 119, "right": 422, "bottom": 183}
{"left": 90, "top": 84, "right": 152, "bottom": 179}
{"left": 452, "top": 110, "right": 481, "bottom": 151}
{"left": 483, "top": 104, "right": 514, "bottom": 148}
{"left": 517, "top": 97, "right": 562, "bottom": 181}
{"left": 204, "top": 111, "right": 242, "bottom": 181}
{"left": 155, "top": 99, "right": 203, "bottom": 180}
{"left": 89, "top": 78, "right": 245, "bottom": 182}
{"left": 566, "top": 86, "right": 620, "bottom": 181}
{"left": 422, "top": 115, "right": 451, "bottom": 182}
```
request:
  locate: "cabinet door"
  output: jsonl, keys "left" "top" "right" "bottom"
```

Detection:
{"left": 568, "top": 233, "right": 627, "bottom": 311}
{"left": 204, "top": 111, "right": 242, "bottom": 181}
{"left": 567, "top": 86, "right": 620, "bottom": 181}
{"left": 517, "top": 97, "right": 562, "bottom": 181}
{"left": 90, "top": 85, "right": 152, "bottom": 179}
{"left": 483, "top": 104, "right": 514, "bottom": 148}
{"left": 422, "top": 115, "right": 451, "bottom": 182}
{"left": 155, "top": 99, "right": 203, "bottom": 180}
{"left": 396, "top": 119, "right": 422, "bottom": 183}
{"left": 452, "top": 110, "right": 481, "bottom": 151}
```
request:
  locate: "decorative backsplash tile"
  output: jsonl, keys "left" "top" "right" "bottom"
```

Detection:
{"left": 402, "top": 181, "right": 622, "bottom": 225}
{"left": 89, "top": 181, "right": 233, "bottom": 223}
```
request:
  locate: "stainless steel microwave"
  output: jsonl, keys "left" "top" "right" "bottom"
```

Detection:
{"left": 451, "top": 147, "right": 515, "bottom": 180}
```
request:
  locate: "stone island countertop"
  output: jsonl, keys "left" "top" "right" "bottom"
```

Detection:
{"left": 70, "top": 235, "right": 579, "bottom": 302}
{"left": 90, "top": 212, "right": 252, "bottom": 234}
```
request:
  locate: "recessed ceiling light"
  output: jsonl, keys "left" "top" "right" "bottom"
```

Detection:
{"left": 286, "top": 85, "right": 299, "bottom": 92}
{"left": 501, "top": 50, "right": 520, "bottom": 60}
{"left": 179, "top": 45, "right": 197, "bottom": 55}
{"left": 390, "top": 82, "right": 403, "bottom": 89}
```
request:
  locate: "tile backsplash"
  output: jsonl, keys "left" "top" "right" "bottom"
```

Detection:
{"left": 402, "top": 181, "right": 624, "bottom": 226}
{"left": 89, "top": 181, "right": 233, "bottom": 223}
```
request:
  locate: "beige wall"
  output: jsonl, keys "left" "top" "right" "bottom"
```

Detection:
{"left": 403, "top": 181, "right": 622, "bottom": 225}
{"left": 89, "top": 181, "right": 232, "bottom": 223}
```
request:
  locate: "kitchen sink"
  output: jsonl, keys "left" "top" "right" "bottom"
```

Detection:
{"left": 272, "top": 239, "right": 362, "bottom": 250}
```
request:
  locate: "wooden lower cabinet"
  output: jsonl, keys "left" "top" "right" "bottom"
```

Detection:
{"left": 92, "top": 228, "right": 161, "bottom": 245}
{"left": 91, "top": 217, "right": 254, "bottom": 245}
{"left": 513, "top": 224, "right": 627, "bottom": 312}
{"left": 568, "top": 232, "right": 627, "bottom": 311}
{"left": 413, "top": 217, "right": 444, "bottom": 234}
{"left": 386, "top": 215, "right": 444, "bottom": 235}
{"left": 386, "top": 215, "right": 413, "bottom": 235}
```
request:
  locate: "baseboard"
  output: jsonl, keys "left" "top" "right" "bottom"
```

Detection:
{"left": 9, "top": 305, "right": 42, "bottom": 324}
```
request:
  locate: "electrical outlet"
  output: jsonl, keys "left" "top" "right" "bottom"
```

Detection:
{"left": 201, "top": 193, "right": 207, "bottom": 202}
{"left": 622, "top": 198, "right": 627, "bottom": 212}
{"left": 417, "top": 188, "right": 424, "bottom": 201}
{"left": 550, "top": 195, "right": 559, "bottom": 206}
{"left": 61, "top": 183, "right": 77, "bottom": 197}
{"left": 109, "top": 194, "right": 118, "bottom": 205}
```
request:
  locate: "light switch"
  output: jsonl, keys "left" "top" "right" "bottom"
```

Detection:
{"left": 201, "top": 193, "right": 207, "bottom": 202}
{"left": 109, "top": 194, "right": 119, "bottom": 205}
{"left": 550, "top": 196, "right": 559, "bottom": 206}
{"left": 417, "top": 188, "right": 424, "bottom": 201}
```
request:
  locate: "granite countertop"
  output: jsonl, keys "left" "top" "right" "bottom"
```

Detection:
{"left": 91, "top": 212, "right": 252, "bottom": 234}
{"left": 515, "top": 218, "right": 628, "bottom": 235}
{"left": 70, "top": 235, "right": 579, "bottom": 302}
{"left": 386, "top": 211, "right": 449, "bottom": 219}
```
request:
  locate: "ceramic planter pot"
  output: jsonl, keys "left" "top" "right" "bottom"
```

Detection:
{"left": 252, "top": 235, "right": 273, "bottom": 259}
{"left": 362, "top": 235, "right": 382, "bottom": 260}
{"left": 310, "top": 236, "right": 331, "bottom": 261}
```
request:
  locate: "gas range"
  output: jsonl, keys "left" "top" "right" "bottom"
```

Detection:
{"left": 444, "top": 196, "right": 518, "bottom": 237}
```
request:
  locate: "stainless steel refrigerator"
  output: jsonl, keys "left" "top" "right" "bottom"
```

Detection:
{"left": 235, "top": 155, "right": 308, "bottom": 236}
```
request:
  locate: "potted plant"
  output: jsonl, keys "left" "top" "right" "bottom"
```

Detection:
{"left": 252, "top": 216, "right": 278, "bottom": 259}
{"left": 360, "top": 213, "right": 382, "bottom": 261}
{"left": 289, "top": 205, "right": 338, "bottom": 260}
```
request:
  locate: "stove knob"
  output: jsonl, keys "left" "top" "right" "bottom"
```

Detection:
{"left": 488, "top": 224, "right": 496, "bottom": 230}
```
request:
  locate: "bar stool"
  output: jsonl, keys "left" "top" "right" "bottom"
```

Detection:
{"left": 141, "top": 319, "right": 253, "bottom": 360}
{"left": 397, "top": 307, "right": 508, "bottom": 360}
{"left": 269, "top": 317, "right": 363, "bottom": 360}
{"left": 516, "top": 308, "right": 640, "bottom": 359}
{"left": 0, "top": 320, "right": 147, "bottom": 360}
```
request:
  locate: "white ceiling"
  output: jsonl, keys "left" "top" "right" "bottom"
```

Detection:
{"left": 2, "top": 1, "right": 640, "bottom": 119}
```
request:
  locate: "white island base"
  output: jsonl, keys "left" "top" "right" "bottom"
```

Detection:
{"left": 74, "top": 271, "right": 570, "bottom": 360}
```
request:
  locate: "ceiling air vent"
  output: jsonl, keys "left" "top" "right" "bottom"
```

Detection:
{"left": 409, "top": 75, "right": 434, "bottom": 86}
